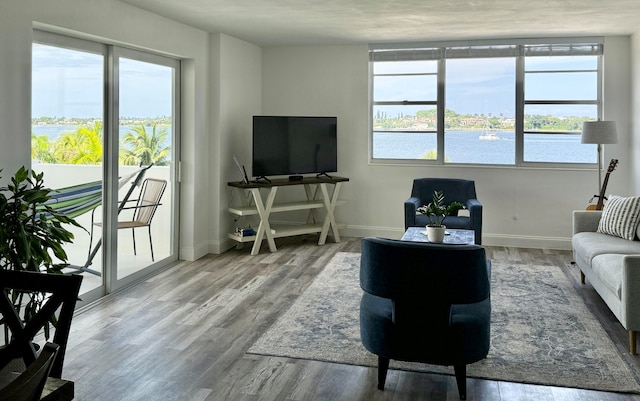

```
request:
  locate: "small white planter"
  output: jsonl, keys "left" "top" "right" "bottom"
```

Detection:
{"left": 426, "top": 225, "right": 446, "bottom": 243}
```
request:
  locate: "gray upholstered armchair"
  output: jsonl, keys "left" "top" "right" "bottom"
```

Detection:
{"left": 359, "top": 237, "right": 491, "bottom": 400}
{"left": 404, "top": 178, "right": 483, "bottom": 244}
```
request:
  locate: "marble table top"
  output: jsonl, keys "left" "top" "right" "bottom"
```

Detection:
{"left": 401, "top": 227, "right": 475, "bottom": 245}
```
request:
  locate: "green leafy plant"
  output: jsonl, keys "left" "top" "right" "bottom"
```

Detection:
{"left": 0, "top": 167, "right": 82, "bottom": 342}
{"left": 417, "top": 190, "right": 465, "bottom": 227}
{"left": 0, "top": 167, "right": 81, "bottom": 272}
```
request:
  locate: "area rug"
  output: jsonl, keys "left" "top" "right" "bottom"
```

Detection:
{"left": 247, "top": 252, "right": 640, "bottom": 393}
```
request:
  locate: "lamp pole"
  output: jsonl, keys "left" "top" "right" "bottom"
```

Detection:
{"left": 597, "top": 143, "right": 603, "bottom": 193}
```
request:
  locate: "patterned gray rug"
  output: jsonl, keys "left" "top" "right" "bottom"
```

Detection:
{"left": 247, "top": 252, "right": 640, "bottom": 393}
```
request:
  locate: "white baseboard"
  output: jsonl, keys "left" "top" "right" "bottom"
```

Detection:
{"left": 200, "top": 225, "right": 573, "bottom": 258}
{"left": 481, "top": 234, "right": 572, "bottom": 250}
{"left": 180, "top": 241, "right": 211, "bottom": 261}
{"left": 340, "top": 225, "right": 405, "bottom": 240}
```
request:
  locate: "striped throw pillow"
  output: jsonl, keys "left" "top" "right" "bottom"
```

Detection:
{"left": 597, "top": 195, "right": 640, "bottom": 240}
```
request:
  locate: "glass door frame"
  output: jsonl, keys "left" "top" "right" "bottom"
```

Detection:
{"left": 32, "top": 30, "right": 181, "bottom": 304}
{"left": 106, "top": 46, "right": 181, "bottom": 293}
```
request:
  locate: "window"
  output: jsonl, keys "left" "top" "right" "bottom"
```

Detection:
{"left": 372, "top": 56, "right": 439, "bottom": 160}
{"left": 445, "top": 57, "right": 515, "bottom": 165}
{"left": 523, "top": 47, "right": 599, "bottom": 163}
{"left": 369, "top": 39, "right": 602, "bottom": 166}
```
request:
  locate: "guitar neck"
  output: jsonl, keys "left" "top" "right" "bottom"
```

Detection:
{"left": 595, "top": 160, "right": 618, "bottom": 210}
{"left": 595, "top": 177, "right": 609, "bottom": 210}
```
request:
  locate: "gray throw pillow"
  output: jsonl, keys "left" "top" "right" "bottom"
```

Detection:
{"left": 597, "top": 195, "right": 640, "bottom": 241}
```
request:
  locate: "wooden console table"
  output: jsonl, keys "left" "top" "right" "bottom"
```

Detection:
{"left": 227, "top": 176, "right": 349, "bottom": 255}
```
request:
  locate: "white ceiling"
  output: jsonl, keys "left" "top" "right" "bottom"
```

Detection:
{"left": 118, "top": 0, "right": 640, "bottom": 47}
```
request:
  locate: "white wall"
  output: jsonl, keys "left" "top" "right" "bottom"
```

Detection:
{"left": 209, "top": 34, "right": 262, "bottom": 253}
{"left": 260, "top": 38, "right": 633, "bottom": 249}
{"left": 602, "top": 37, "right": 632, "bottom": 198}
{"left": 0, "top": 2, "right": 32, "bottom": 177}
{"left": 632, "top": 33, "right": 640, "bottom": 194}
{"left": 0, "top": 0, "right": 211, "bottom": 261}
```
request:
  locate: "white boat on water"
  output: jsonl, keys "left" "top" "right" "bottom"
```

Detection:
{"left": 479, "top": 131, "right": 500, "bottom": 141}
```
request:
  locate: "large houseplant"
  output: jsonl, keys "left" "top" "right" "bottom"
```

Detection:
{"left": 0, "top": 166, "right": 82, "bottom": 341}
{"left": 0, "top": 166, "right": 80, "bottom": 273}
{"left": 417, "top": 190, "right": 464, "bottom": 242}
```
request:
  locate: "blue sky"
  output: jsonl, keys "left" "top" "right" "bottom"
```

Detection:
{"left": 33, "top": 43, "right": 596, "bottom": 121}
{"left": 373, "top": 56, "right": 598, "bottom": 119}
{"left": 32, "top": 43, "right": 172, "bottom": 119}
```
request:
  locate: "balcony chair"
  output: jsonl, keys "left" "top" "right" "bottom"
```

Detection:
{"left": 404, "top": 178, "right": 483, "bottom": 244}
{"left": 0, "top": 343, "right": 59, "bottom": 401}
{"left": 92, "top": 178, "right": 167, "bottom": 262}
{"left": 359, "top": 237, "right": 491, "bottom": 400}
{"left": 48, "top": 164, "right": 154, "bottom": 276}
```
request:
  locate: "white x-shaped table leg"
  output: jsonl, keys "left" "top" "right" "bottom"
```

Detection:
{"left": 251, "top": 187, "right": 278, "bottom": 255}
{"left": 318, "top": 182, "right": 342, "bottom": 245}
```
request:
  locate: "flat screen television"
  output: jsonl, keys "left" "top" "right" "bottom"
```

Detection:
{"left": 252, "top": 116, "right": 337, "bottom": 180}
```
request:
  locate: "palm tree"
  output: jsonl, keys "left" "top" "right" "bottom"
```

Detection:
{"left": 52, "top": 122, "right": 103, "bottom": 165}
{"left": 31, "top": 133, "right": 58, "bottom": 163}
{"left": 120, "top": 123, "right": 171, "bottom": 166}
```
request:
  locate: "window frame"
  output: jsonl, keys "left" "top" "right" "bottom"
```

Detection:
{"left": 369, "top": 38, "right": 603, "bottom": 168}
{"left": 370, "top": 56, "right": 443, "bottom": 163}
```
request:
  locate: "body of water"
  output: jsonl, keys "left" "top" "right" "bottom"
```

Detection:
{"left": 373, "top": 130, "right": 596, "bottom": 164}
{"left": 34, "top": 126, "right": 595, "bottom": 165}
{"left": 32, "top": 125, "right": 152, "bottom": 139}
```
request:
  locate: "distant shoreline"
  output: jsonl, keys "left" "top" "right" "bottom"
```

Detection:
{"left": 32, "top": 122, "right": 171, "bottom": 126}
{"left": 31, "top": 124, "right": 172, "bottom": 140}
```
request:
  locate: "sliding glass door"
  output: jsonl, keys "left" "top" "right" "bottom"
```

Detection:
{"left": 113, "top": 49, "right": 178, "bottom": 285}
{"left": 32, "top": 31, "right": 180, "bottom": 304}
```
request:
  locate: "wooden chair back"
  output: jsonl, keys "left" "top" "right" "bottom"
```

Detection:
{"left": 0, "top": 342, "right": 59, "bottom": 401}
{"left": 0, "top": 270, "right": 82, "bottom": 378}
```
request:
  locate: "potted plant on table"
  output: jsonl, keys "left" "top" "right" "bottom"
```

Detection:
{"left": 417, "top": 190, "right": 464, "bottom": 243}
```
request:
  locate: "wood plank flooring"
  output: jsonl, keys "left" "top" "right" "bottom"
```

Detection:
{"left": 63, "top": 236, "right": 640, "bottom": 400}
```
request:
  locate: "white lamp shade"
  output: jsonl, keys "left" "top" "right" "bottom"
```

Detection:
{"left": 581, "top": 121, "right": 618, "bottom": 144}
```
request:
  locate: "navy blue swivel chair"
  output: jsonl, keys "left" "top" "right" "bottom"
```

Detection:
{"left": 359, "top": 237, "right": 491, "bottom": 400}
{"left": 404, "top": 178, "right": 483, "bottom": 244}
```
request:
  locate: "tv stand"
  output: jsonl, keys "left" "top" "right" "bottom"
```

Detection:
{"left": 227, "top": 176, "right": 349, "bottom": 255}
{"left": 316, "top": 172, "right": 332, "bottom": 179}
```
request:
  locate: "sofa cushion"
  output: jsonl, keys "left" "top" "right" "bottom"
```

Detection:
{"left": 572, "top": 232, "right": 640, "bottom": 264}
{"left": 597, "top": 195, "right": 640, "bottom": 240}
{"left": 591, "top": 254, "right": 625, "bottom": 300}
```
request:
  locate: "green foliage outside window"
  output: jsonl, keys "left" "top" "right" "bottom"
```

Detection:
{"left": 31, "top": 121, "right": 171, "bottom": 166}
{"left": 374, "top": 108, "right": 589, "bottom": 133}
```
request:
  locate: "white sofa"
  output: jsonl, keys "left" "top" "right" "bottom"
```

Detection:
{"left": 572, "top": 210, "right": 640, "bottom": 354}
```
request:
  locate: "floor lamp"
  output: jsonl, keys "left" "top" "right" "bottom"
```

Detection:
{"left": 581, "top": 120, "right": 618, "bottom": 193}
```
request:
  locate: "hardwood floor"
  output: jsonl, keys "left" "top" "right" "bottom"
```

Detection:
{"left": 64, "top": 236, "right": 640, "bottom": 400}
